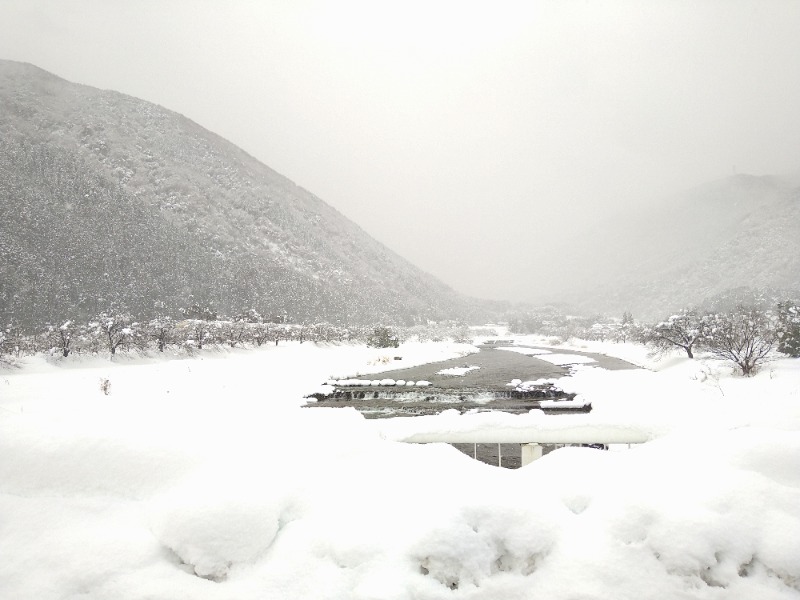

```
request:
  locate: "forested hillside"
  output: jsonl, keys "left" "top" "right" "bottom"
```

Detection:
{"left": 0, "top": 60, "right": 483, "bottom": 328}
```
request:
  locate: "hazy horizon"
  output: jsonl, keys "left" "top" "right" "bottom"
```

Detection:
{"left": 2, "top": 0, "right": 799, "bottom": 303}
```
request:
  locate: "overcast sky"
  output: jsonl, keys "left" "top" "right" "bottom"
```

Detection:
{"left": 2, "top": 0, "right": 800, "bottom": 302}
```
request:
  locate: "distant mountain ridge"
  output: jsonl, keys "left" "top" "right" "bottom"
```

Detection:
{"left": 553, "top": 172, "right": 800, "bottom": 319}
{"left": 0, "top": 60, "right": 484, "bottom": 328}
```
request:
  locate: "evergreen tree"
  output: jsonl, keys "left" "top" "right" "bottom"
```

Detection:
{"left": 367, "top": 326, "right": 399, "bottom": 348}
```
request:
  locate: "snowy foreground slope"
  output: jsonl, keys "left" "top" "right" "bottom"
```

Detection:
{"left": 1, "top": 340, "right": 800, "bottom": 600}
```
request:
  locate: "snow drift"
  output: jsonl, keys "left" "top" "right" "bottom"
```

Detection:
{"left": 1, "top": 340, "right": 800, "bottom": 599}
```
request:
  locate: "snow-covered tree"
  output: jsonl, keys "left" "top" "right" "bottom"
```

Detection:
{"left": 266, "top": 322, "right": 286, "bottom": 346}
{"left": 644, "top": 309, "right": 708, "bottom": 359}
{"left": 367, "top": 326, "right": 399, "bottom": 348}
{"left": 147, "top": 316, "right": 176, "bottom": 352}
{"left": 703, "top": 306, "right": 778, "bottom": 376}
{"left": 776, "top": 302, "right": 800, "bottom": 358}
{"left": 182, "top": 303, "right": 217, "bottom": 322}
{"left": 237, "top": 308, "right": 263, "bottom": 324}
{"left": 0, "top": 325, "right": 27, "bottom": 364}
{"left": 47, "top": 320, "right": 76, "bottom": 357}
{"left": 1, "top": 322, "right": 27, "bottom": 358}
{"left": 220, "top": 318, "right": 250, "bottom": 347}
{"left": 90, "top": 312, "right": 137, "bottom": 357}
{"left": 251, "top": 322, "right": 271, "bottom": 346}
{"left": 588, "top": 321, "right": 615, "bottom": 342}
{"left": 452, "top": 324, "right": 473, "bottom": 344}
{"left": 182, "top": 319, "right": 215, "bottom": 350}
{"left": 612, "top": 311, "right": 639, "bottom": 343}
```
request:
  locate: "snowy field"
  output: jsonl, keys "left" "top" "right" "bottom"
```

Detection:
{"left": 2, "top": 338, "right": 800, "bottom": 599}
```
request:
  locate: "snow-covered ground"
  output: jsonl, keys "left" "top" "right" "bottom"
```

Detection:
{"left": 2, "top": 338, "right": 800, "bottom": 599}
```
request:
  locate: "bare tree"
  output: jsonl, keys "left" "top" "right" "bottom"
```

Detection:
{"left": 1, "top": 322, "right": 27, "bottom": 358}
{"left": 267, "top": 323, "right": 285, "bottom": 346}
{"left": 251, "top": 322, "right": 271, "bottom": 346}
{"left": 91, "top": 312, "right": 136, "bottom": 357}
{"left": 644, "top": 309, "right": 707, "bottom": 359}
{"left": 48, "top": 320, "right": 76, "bottom": 357}
{"left": 186, "top": 320, "right": 211, "bottom": 350}
{"left": 220, "top": 319, "right": 249, "bottom": 348}
{"left": 148, "top": 316, "right": 176, "bottom": 352}
{"left": 703, "top": 306, "right": 778, "bottom": 376}
{"left": 589, "top": 321, "right": 614, "bottom": 342}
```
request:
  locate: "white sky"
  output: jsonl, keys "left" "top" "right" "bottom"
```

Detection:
{"left": 2, "top": 0, "right": 800, "bottom": 302}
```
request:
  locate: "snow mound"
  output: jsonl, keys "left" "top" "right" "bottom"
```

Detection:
{"left": 413, "top": 503, "right": 558, "bottom": 590}
{"left": 436, "top": 365, "right": 480, "bottom": 376}
{"left": 507, "top": 378, "right": 556, "bottom": 390}
{"left": 335, "top": 378, "right": 372, "bottom": 387}
{"left": 148, "top": 470, "right": 288, "bottom": 581}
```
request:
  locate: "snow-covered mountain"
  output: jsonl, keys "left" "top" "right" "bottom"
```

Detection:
{"left": 550, "top": 172, "right": 800, "bottom": 319}
{"left": 0, "top": 60, "right": 485, "bottom": 327}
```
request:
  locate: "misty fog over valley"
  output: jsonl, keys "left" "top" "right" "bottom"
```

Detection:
{"left": 2, "top": 2, "right": 800, "bottom": 600}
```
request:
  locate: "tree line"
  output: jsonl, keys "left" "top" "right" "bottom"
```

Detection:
{"left": 0, "top": 310, "right": 349, "bottom": 362}
{"left": 639, "top": 303, "right": 799, "bottom": 375}
{"left": 510, "top": 302, "right": 800, "bottom": 376}
{"left": 0, "top": 305, "right": 482, "bottom": 363}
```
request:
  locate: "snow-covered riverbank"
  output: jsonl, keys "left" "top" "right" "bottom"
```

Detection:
{"left": 2, "top": 340, "right": 799, "bottom": 599}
